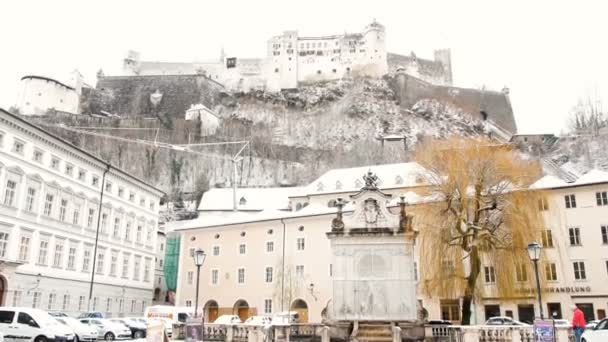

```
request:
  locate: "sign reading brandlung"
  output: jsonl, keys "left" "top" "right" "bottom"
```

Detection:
{"left": 517, "top": 286, "right": 592, "bottom": 295}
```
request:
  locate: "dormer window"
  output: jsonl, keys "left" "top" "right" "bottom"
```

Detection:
{"left": 335, "top": 181, "right": 342, "bottom": 190}
{"left": 317, "top": 182, "right": 325, "bottom": 192}
{"left": 239, "top": 197, "right": 247, "bottom": 206}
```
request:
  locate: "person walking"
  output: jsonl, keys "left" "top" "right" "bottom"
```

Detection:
{"left": 571, "top": 304, "right": 586, "bottom": 342}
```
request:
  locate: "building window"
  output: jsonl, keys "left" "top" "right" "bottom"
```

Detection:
{"left": 239, "top": 243, "right": 246, "bottom": 255}
{"left": 59, "top": 199, "right": 68, "bottom": 221}
{"left": 539, "top": 197, "right": 549, "bottom": 211}
{"left": 185, "top": 300, "right": 192, "bottom": 307}
{"left": 133, "top": 257, "right": 141, "bottom": 280}
{"left": 43, "top": 194, "right": 54, "bottom": 216}
{"left": 144, "top": 259, "right": 151, "bottom": 281}
{"left": 62, "top": 294, "right": 70, "bottom": 311}
{"left": 118, "top": 187, "right": 124, "bottom": 197}
{"left": 569, "top": 227, "right": 581, "bottom": 246}
{"left": 101, "top": 213, "right": 108, "bottom": 234}
{"left": 136, "top": 225, "right": 143, "bottom": 243}
{"left": 67, "top": 246, "right": 76, "bottom": 270}
{"left": 573, "top": 261, "right": 586, "bottom": 280}
{"left": 78, "top": 296, "right": 85, "bottom": 311}
{"left": 125, "top": 222, "right": 132, "bottom": 241}
{"left": 92, "top": 176, "right": 99, "bottom": 187}
{"left": 32, "top": 292, "right": 41, "bottom": 308}
{"left": 12, "top": 291, "right": 21, "bottom": 306}
{"left": 213, "top": 246, "right": 220, "bottom": 256}
{"left": 105, "top": 182, "right": 112, "bottom": 193}
{"left": 33, "top": 149, "right": 43, "bottom": 163}
{"left": 110, "top": 254, "right": 117, "bottom": 276}
{"left": 139, "top": 198, "right": 145, "bottom": 206}
{"left": 78, "top": 170, "right": 86, "bottom": 181}
{"left": 51, "top": 157, "right": 60, "bottom": 170}
{"left": 265, "top": 267, "right": 273, "bottom": 283}
{"left": 413, "top": 262, "right": 418, "bottom": 281}
{"left": 266, "top": 241, "right": 274, "bottom": 253}
{"left": 3, "top": 180, "right": 16, "bottom": 207}
{"left": 53, "top": 242, "right": 64, "bottom": 267}
{"left": 113, "top": 218, "right": 121, "bottom": 239}
{"left": 87, "top": 208, "right": 95, "bottom": 229}
{"left": 38, "top": 239, "right": 49, "bottom": 265}
{"left": 296, "top": 265, "right": 304, "bottom": 278}
{"left": 82, "top": 248, "right": 91, "bottom": 272}
{"left": 211, "top": 269, "right": 219, "bottom": 285}
{"left": 187, "top": 271, "right": 193, "bottom": 285}
{"left": 515, "top": 263, "right": 528, "bottom": 282}
{"left": 106, "top": 298, "right": 112, "bottom": 312}
{"left": 25, "top": 187, "right": 36, "bottom": 212}
{"left": 274, "top": 68, "right": 279, "bottom": 73}
{"left": 484, "top": 266, "right": 496, "bottom": 284}
{"left": 565, "top": 194, "right": 576, "bottom": 208}
{"left": 602, "top": 225, "right": 608, "bottom": 244}
{"left": 72, "top": 204, "right": 81, "bottom": 225}
{"left": 238, "top": 268, "right": 245, "bottom": 284}
{"left": 129, "top": 192, "right": 135, "bottom": 202}
{"left": 47, "top": 293, "right": 56, "bottom": 310}
{"left": 0, "top": 232, "right": 8, "bottom": 258}
{"left": 545, "top": 262, "right": 558, "bottom": 281}
{"left": 18, "top": 235, "right": 30, "bottom": 262}
{"left": 440, "top": 300, "right": 460, "bottom": 322}
{"left": 297, "top": 238, "right": 305, "bottom": 251}
{"left": 131, "top": 300, "right": 136, "bottom": 313}
{"left": 96, "top": 251, "right": 105, "bottom": 274}
{"left": 65, "top": 164, "right": 74, "bottom": 176}
{"left": 264, "top": 299, "right": 272, "bottom": 314}
{"left": 596, "top": 191, "right": 608, "bottom": 206}
{"left": 12, "top": 140, "right": 24, "bottom": 155}
{"left": 541, "top": 229, "right": 554, "bottom": 248}
{"left": 122, "top": 255, "right": 130, "bottom": 278}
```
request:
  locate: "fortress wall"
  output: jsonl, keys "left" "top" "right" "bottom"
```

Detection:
{"left": 87, "top": 75, "right": 225, "bottom": 117}
{"left": 388, "top": 53, "right": 452, "bottom": 86}
{"left": 391, "top": 73, "right": 517, "bottom": 133}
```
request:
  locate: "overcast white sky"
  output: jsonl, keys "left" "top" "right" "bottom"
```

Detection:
{"left": 1, "top": 0, "right": 606, "bottom": 134}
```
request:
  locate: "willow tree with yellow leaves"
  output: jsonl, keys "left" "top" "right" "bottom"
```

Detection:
{"left": 414, "top": 137, "right": 546, "bottom": 325}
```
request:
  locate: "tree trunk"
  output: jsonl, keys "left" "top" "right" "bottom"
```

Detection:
{"left": 461, "top": 246, "right": 481, "bottom": 325}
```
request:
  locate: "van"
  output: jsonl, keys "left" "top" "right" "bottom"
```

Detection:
{"left": 0, "top": 307, "right": 75, "bottom": 342}
{"left": 143, "top": 305, "right": 193, "bottom": 337}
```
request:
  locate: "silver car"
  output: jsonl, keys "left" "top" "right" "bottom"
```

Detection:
{"left": 79, "top": 318, "right": 131, "bottom": 341}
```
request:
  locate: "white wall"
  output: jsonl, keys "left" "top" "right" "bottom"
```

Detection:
{"left": 18, "top": 77, "right": 80, "bottom": 115}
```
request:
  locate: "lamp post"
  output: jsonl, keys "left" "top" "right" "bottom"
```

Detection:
{"left": 527, "top": 242, "right": 543, "bottom": 319}
{"left": 193, "top": 249, "right": 206, "bottom": 318}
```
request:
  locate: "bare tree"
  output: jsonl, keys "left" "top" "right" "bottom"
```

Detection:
{"left": 414, "top": 137, "right": 545, "bottom": 325}
{"left": 568, "top": 94, "right": 607, "bottom": 134}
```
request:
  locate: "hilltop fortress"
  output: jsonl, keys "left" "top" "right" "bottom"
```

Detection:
{"left": 122, "top": 20, "right": 453, "bottom": 92}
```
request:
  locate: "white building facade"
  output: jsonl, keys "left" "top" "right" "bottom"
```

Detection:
{"left": 17, "top": 71, "right": 85, "bottom": 115}
{"left": 170, "top": 163, "right": 608, "bottom": 324}
{"left": 0, "top": 108, "right": 164, "bottom": 316}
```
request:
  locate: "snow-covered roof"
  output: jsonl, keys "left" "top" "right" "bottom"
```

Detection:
{"left": 531, "top": 169, "right": 608, "bottom": 189}
{"left": 299, "top": 162, "right": 428, "bottom": 196}
{"left": 198, "top": 187, "right": 303, "bottom": 211}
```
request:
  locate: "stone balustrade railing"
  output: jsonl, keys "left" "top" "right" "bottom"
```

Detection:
{"left": 424, "top": 325, "right": 575, "bottom": 342}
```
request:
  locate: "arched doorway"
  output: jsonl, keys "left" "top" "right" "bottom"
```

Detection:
{"left": 204, "top": 300, "right": 219, "bottom": 322}
{"left": 0, "top": 276, "right": 5, "bottom": 306}
{"left": 233, "top": 299, "right": 250, "bottom": 322}
{"left": 291, "top": 299, "right": 308, "bottom": 323}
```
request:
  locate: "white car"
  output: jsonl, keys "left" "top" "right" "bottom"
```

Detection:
{"left": 485, "top": 316, "right": 531, "bottom": 326}
{"left": 213, "top": 315, "right": 242, "bottom": 325}
{"left": 581, "top": 318, "right": 608, "bottom": 342}
{"left": 0, "top": 307, "right": 74, "bottom": 342}
{"left": 79, "top": 318, "right": 131, "bottom": 341}
{"left": 586, "top": 320, "right": 600, "bottom": 329}
{"left": 55, "top": 317, "right": 98, "bottom": 342}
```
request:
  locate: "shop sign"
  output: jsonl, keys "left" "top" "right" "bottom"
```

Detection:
{"left": 517, "top": 286, "right": 591, "bottom": 294}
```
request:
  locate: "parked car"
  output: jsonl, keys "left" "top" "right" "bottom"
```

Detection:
{"left": 55, "top": 317, "right": 98, "bottom": 342}
{"left": 485, "top": 316, "right": 530, "bottom": 326}
{"left": 0, "top": 307, "right": 75, "bottom": 342}
{"left": 79, "top": 318, "right": 131, "bottom": 341}
{"left": 77, "top": 312, "right": 104, "bottom": 319}
{"left": 586, "top": 320, "right": 600, "bottom": 329}
{"left": 581, "top": 318, "right": 608, "bottom": 342}
{"left": 244, "top": 316, "right": 272, "bottom": 326}
{"left": 48, "top": 312, "right": 69, "bottom": 318}
{"left": 110, "top": 318, "right": 146, "bottom": 338}
{"left": 213, "top": 315, "right": 242, "bottom": 325}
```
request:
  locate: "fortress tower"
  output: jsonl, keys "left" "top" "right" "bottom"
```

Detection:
{"left": 123, "top": 50, "right": 142, "bottom": 76}
{"left": 433, "top": 49, "right": 453, "bottom": 85}
{"left": 361, "top": 19, "right": 388, "bottom": 76}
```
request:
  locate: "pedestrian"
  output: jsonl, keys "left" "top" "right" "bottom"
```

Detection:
{"left": 571, "top": 304, "right": 586, "bottom": 342}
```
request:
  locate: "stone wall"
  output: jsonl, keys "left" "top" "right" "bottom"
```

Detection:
{"left": 387, "top": 52, "right": 452, "bottom": 86}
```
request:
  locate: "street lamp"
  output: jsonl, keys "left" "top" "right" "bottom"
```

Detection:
{"left": 527, "top": 242, "right": 544, "bottom": 319}
{"left": 193, "top": 249, "right": 206, "bottom": 318}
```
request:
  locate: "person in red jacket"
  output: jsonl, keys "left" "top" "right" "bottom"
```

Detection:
{"left": 571, "top": 304, "right": 586, "bottom": 342}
